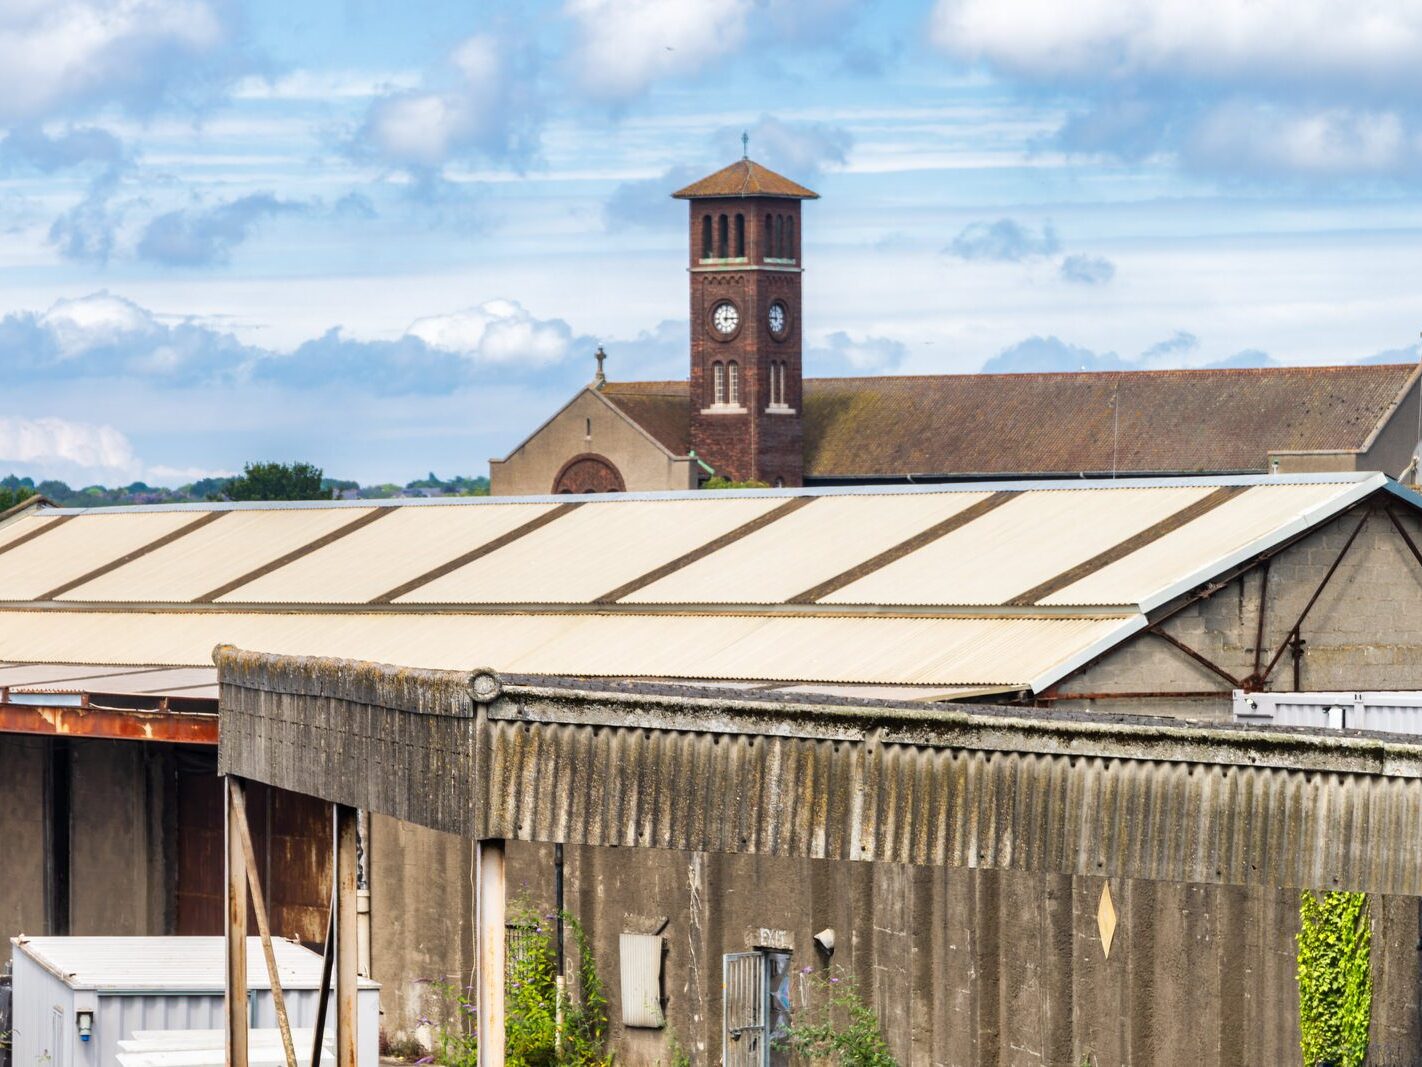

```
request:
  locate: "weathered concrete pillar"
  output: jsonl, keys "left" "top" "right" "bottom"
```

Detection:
{"left": 478, "top": 838, "right": 506, "bottom": 1067}
{"left": 336, "top": 804, "right": 359, "bottom": 1067}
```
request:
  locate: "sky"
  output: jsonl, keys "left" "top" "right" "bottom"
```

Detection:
{"left": 3, "top": 0, "right": 1422, "bottom": 486}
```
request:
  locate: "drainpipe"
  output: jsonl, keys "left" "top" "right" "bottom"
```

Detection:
{"left": 357, "top": 810, "right": 372, "bottom": 977}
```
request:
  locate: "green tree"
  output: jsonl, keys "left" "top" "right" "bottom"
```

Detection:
{"left": 224, "top": 461, "right": 326, "bottom": 501}
{"left": 0, "top": 485, "right": 35, "bottom": 511}
{"left": 702, "top": 476, "right": 771, "bottom": 490}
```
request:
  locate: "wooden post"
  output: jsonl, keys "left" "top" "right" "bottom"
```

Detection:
{"left": 477, "top": 838, "right": 506, "bottom": 1067}
{"left": 229, "top": 778, "right": 298, "bottom": 1067}
{"left": 225, "top": 775, "right": 249, "bottom": 1067}
{"left": 311, "top": 897, "right": 335, "bottom": 1067}
{"left": 335, "top": 805, "right": 359, "bottom": 1067}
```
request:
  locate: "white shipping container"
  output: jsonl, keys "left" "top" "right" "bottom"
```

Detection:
{"left": 1233, "top": 690, "right": 1422, "bottom": 734}
{"left": 9, "top": 936, "right": 379, "bottom": 1067}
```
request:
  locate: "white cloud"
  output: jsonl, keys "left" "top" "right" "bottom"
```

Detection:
{"left": 930, "top": 0, "right": 1422, "bottom": 91}
{"left": 40, "top": 291, "right": 158, "bottom": 357}
{"left": 564, "top": 0, "right": 753, "bottom": 102}
{"left": 0, "top": 414, "right": 141, "bottom": 482}
{"left": 1187, "top": 103, "right": 1411, "bottom": 175}
{"left": 360, "top": 33, "right": 539, "bottom": 169}
{"left": 406, "top": 299, "right": 578, "bottom": 366}
{"left": 232, "top": 69, "right": 420, "bottom": 101}
{"left": 0, "top": 0, "right": 226, "bottom": 122}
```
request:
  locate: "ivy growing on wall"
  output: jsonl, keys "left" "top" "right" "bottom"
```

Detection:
{"left": 1297, "top": 890, "right": 1372, "bottom": 1067}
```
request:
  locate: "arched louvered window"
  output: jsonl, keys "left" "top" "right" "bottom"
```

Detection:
{"left": 734, "top": 214, "right": 745, "bottom": 257}
{"left": 701, "top": 215, "right": 713, "bottom": 258}
{"left": 718, "top": 214, "right": 729, "bottom": 258}
{"left": 763, "top": 214, "right": 773, "bottom": 258}
{"left": 785, "top": 217, "right": 795, "bottom": 260}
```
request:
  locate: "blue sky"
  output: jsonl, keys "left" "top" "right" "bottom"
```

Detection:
{"left": 3, "top": 0, "right": 1422, "bottom": 485}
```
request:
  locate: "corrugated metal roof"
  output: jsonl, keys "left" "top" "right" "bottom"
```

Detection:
{"left": 821, "top": 485, "right": 1215, "bottom": 606}
{"left": 218, "top": 501, "right": 558, "bottom": 604}
{"left": 59, "top": 507, "right": 375, "bottom": 602}
{"left": 394, "top": 496, "right": 784, "bottom": 604}
{"left": 0, "top": 512, "right": 60, "bottom": 550}
{"left": 0, "top": 609, "right": 1137, "bottom": 686}
{"left": 623, "top": 491, "right": 994, "bottom": 604}
{"left": 15, "top": 936, "right": 377, "bottom": 990}
{"left": 0, "top": 511, "right": 204, "bottom": 600}
{"left": 1043, "top": 481, "right": 1363, "bottom": 608}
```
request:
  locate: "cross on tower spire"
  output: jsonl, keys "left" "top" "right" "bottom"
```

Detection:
{"left": 593, "top": 345, "right": 607, "bottom": 386}
{"left": 741, "top": 130, "right": 749, "bottom": 159}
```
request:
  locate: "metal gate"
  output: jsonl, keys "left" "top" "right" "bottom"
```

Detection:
{"left": 723, "top": 951, "right": 792, "bottom": 1067}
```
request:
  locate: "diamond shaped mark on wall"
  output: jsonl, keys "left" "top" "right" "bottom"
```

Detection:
{"left": 1097, "top": 882, "right": 1118, "bottom": 959}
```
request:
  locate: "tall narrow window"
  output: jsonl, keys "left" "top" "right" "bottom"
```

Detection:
{"left": 728, "top": 361, "right": 740, "bottom": 406}
{"left": 775, "top": 362, "right": 785, "bottom": 405}
{"left": 713, "top": 362, "right": 726, "bottom": 405}
{"left": 785, "top": 217, "right": 795, "bottom": 260}
{"left": 734, "top": 214, "right": 745, "bottom": 257}
{"left": 774, "top": 215, "right": 784, "bottom": 258}
{"left": 702, "top": 215, "right": 713, "bottom": 259}
{"left": 718, "top": 214, "right": 729, "bottom": 258}
{"left": 763, "top": 214, "right": 773, "bottom": 258}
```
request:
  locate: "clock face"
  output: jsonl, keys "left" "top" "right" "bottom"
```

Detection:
{"left": 712, "top": 301, "right": 740, "bottom": 335}
{"left": 768, "top": 302, "right": 787, "bottom": 336}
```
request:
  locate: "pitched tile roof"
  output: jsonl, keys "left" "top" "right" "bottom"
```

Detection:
{"left": 671, "top": 158, "right": 819, "bottom": 200}
{"left": 600, "top": 364, "right": 1419, "bottom": 478}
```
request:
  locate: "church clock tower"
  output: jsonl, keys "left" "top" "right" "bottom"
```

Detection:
{"left": 673, "top": 154, "right": 818, "bottom": 487}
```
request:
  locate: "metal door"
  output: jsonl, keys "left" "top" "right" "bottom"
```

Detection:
{"left": 723, "top": 952, "right": 766, "bottom": 1067}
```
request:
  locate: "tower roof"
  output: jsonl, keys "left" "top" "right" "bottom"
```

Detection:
{"left": 671, "top": 158, "right": 819, "bottom": 200}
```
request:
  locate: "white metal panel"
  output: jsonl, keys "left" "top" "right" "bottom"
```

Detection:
{"left": 60, "top": 509, "right": 375, "bottom": 602}
{"left": 1233, "top": 690, "right": 1422, "bottom": 734}
{"left": 395, "top": 497, "right": 785, "bottom": 604}
{"left": 219, "top": 501, "right": 559, "bottom": 604}
{"left": 1043, "top": 481, "right": 1362, "bottom": 607}
{"left": 619, "top": 933, "right": 665, "bottom": 1028}
{"left": 0, "top": 609, "right": 1137, "bottom": 686}
{"left": 822, "top": 487, "right": 1213, "bottom": 606}
{"left": 622, "top": 491, "right": 992, "bottom": 604}
{"left": 0, "top": 512, "right": 202, "bottom": 600}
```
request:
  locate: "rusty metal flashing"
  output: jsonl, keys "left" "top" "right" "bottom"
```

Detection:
{"left": 788, "top": 491, "right": 1015, "bottom": 603}
{"left": 198, "top": 507, "right": 396, "bottom": 603}
{"left": 1005, "top": 485, "right": 1248, "bottom": 605}
{"left": 372, "top": 502, "right": 583, "bottom": 603}
{"left": 597, "top": 497, "right": 815, "bottom": 603}
{"left": 218, "top": 648, "right": 1422, "bottom": 895}
{"left": 38, "top": 511, "right": 227, "bottom": 600}
{"left": 0, "top": 702, "right": 217, "bottom": 743}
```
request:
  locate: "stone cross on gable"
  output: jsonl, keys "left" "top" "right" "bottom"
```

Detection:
{"left": 594, "top": 345, "right": 607, "bottom": 386}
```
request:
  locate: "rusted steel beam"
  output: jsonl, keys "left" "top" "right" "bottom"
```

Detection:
{"left": 0, "top": 704, "right": 217, "bottom": 744}
{"left": 225, "top": 775, "right": 250, "bottom": 1067}
{"left": 1034, "top": 690, "right": 1229, "bottom": 702}
{"left": 478, "top": 838, "right": 507, "bottom": 1067}
{"left": 1260, "top": 508, "right": 1370, "bottom": 684}
{"left": 230, "top": 778, "right": 298, "bottom": 1067}
{"left": 335, "top": 805, "right": 359, "bottom": 1067}
{"left": 1385, "top": 507, "right": 1422, "bottom": 570}
{"left": 1146, "top": 627, "right": 1241, "bottom": 688}
{"left": 1246, "top": 559, "right": 1271, "bottom": 688}
{"left": 310, "top": 890, "right": 335, "bottom": 1067}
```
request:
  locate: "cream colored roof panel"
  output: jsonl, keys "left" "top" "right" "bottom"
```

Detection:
{"left": 219, "top": 501, "right": 558, "bottom": 603}
{"left": 0, "top": 513, "right": 60, "bottom": 551}
{"left": 1043, "top": 481, "right": 1364, "bottom": 607}
{"left": 0, "top": 511, "right": 206, "bottom": 600}
{"left": 61, "top": 507, "right": 376, "bottom": 602}
{"left": 0, "top": 609, "right": 1136, "bottom": 687}
{"left": 394, "top": 497, "right": 784, "bottom": 605}
{"left": 823, "top": 486, "right": 1213, "bottom": 607}
{"left": 622, "top": 491, "right": 993, "bottom": 604}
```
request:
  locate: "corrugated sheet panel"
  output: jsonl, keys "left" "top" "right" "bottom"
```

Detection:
{"left": 217, "top": 655, "right": 1422, "bottom": 895}
{"left": 59, "top": 508, "right": 375, "bottom": 602}
{"left": 220, "top": 501, "right": 558, "bottom": 604}
{"left": 622, "top": 491, "right": 992, "bottom": 604}
{"left": 0, "top": 663, "right": 217, "bottom": 698}
{"left": 619, "top": 933, "right": 665, "bottom": 1028}
{"left": 0, "top": 609, "right": 1134, "bottom": 686}
{"left": 822, "top": 486, "right": 1213, "bottom": 606}
{"left": 0, "top": 513, "right": 59, "bottom": 549}
{"left": 394, "top": 496, "right": 784, "bottom": 604}
{"left": 0, "top": 511, "right": 200, "bottom": 600}
{"left": 1043, "top": 481, "right": 1359, "bottom": 606}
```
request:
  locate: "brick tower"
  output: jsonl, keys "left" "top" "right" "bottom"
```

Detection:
{"left": 673, "top": 155, "right": 818, "bottom": 486}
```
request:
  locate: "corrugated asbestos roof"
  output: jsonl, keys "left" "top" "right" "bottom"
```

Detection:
{"left": 596, "top": 363, "right": 1419, "bottom": 476}
{"left": 670, "top": 158, "right": 819, "bottom": 200}
{"left": 0, "top": 472, "right": 1400, "bottom": 692}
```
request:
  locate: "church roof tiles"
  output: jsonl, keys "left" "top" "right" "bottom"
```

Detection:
{"left": 671, "top": 158, "right": 820, "bottom": 200}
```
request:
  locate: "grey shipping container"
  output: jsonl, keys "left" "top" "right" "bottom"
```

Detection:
{"left": 9, "top": 936, "right": 379, "bottom": 1067}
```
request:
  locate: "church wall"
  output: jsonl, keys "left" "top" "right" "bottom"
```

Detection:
{"left": 489, "top": 390, "right": 696, "bottom": 495}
